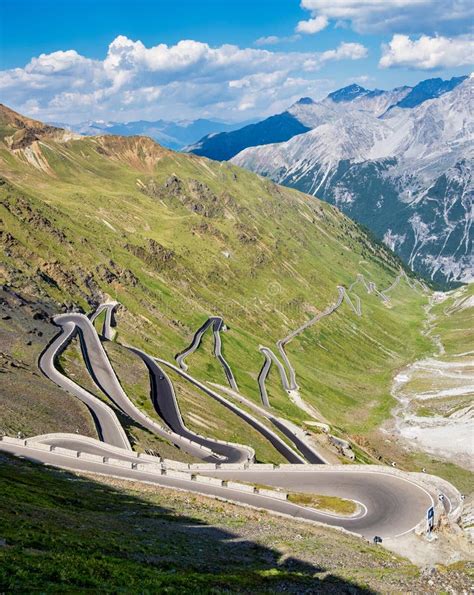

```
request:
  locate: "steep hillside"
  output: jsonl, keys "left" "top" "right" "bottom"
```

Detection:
{"left": 233, "top": 77, "right": 473, "bottom": 286}
{"left": 0, "top": 104, "right": 437, "bottom": 469}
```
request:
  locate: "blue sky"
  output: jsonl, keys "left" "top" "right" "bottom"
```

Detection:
{"left": 0, "top": 0, "right": 472, "bottom": 123}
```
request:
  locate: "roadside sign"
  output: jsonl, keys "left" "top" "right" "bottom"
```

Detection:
{"left": 427, "top": 506, "right": 435, "bottom": 532}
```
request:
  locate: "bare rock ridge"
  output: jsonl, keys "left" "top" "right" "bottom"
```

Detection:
{"left": 0, "top": 103, "right": 74, "bottom": 149}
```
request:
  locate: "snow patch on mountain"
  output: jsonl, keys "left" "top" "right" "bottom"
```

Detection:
{"left": 233, "top": 77, "right": 473, "bottom": 286}
{"left": 383, "top": 230, "right": 406, "bottom": 252}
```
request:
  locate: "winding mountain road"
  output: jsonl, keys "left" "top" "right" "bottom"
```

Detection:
{"left": 212, "top": 382, "right": 328, "bottom": 464}
{"left": 176, "top": 316, "right": 238, "bottom": 391}
{"left": 258, "top": 287, "right": 344, "bottom": 405}
{"left": 157, "top": 357, "right": 307, "bottom": 464}
{"left": 43, "top": 306, "right": 309, "bottom": 464}
{"left": 11, "top": 272, "right": 449, "bottom": 542}
{"left": 0, "top": 438, "right": 436, "bottom": 539}
{"left": 257, "top": 271, "right": 428, "bottom": 408}
{"left": 205, "top": 467, "right": 434, "bottom": 537}
{"left": 96, "top": 303, "right": 307, "bottom": 463}
{"left": 128, "top": 345, "right": 251, "bottom": 463}
{"left": 41, "top": 313, "right": 220, "bottom": 461}
{"left": 89, "top": 301, "right": 119, "bottom": 340}
{"left": 39, "top": 320, "right": 131, "bottom": 451}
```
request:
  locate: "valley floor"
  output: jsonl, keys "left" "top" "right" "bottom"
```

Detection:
{"left": 388, "top": 285, "right": 474, "bottom": 472}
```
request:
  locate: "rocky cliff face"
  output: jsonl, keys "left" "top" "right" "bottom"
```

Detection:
{"left": 232, "top": 77, "right": 473, "bottom": 287}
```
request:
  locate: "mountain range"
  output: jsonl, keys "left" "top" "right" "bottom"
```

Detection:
{"left": 52, "top": 117, "right": 253, "bottom": 151}
{"left": 189, "top": 75, "right": 472, "bottom": 287}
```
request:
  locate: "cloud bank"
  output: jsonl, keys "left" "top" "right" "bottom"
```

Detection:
{"left": 0, "top": 36, "right": 368, "bottom": 123}
{"left": 300, "top": 0, "right": 474, "bottom": 35}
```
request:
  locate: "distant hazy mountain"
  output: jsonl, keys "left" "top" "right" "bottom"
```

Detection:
{"left": 51, "top": 118, "right": 253, "bottom": 150}
{"left": 232, "top": 76, "right": 472, "bottom": 286}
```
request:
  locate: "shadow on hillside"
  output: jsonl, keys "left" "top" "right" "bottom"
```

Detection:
{"left": 0, "top": 452, "right": 377, "bottom": 593}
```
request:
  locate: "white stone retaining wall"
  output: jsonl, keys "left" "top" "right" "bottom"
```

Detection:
{"left": 217, "top": 463, "right": 249, "bottom": 471}
{"left": 136, "top": 462, "right": 163, "bottom": 473}
{"left": 2, "top": 437, "right": 27, "bottom": 445}
{"left": 0, "top": 437, "right": 289, "bottom": 501}
{"left": 188, "top": 463, "right": 219, "bottom": 471}
{"left": 26, "top": 441, "right": 52, "bottom": 452}
{"left": 51, "top": 446, "right": 76, "bottom": 457}
{"left": 1, "top": 437, "right": 459, "bottom": 516}
{"left": 162, "top": 458, "right": 190, "bottom": 470}
{"left": 192, "top": 475, "right": 224, "bottom": 487}
{"left": 226, "top": 481, "right": 256, "bottom": 494}
{"left": 246, "top": 463, "right": 275, "bottom": 471}
{"left": 258, "top": 488, "right": 287, "bottom": 501}
{"left": 106, "top": 457, "right": 133, "bottom": 468}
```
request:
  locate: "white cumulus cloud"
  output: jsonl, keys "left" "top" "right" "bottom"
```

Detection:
{"left": 296, "top": 15, "right": 328, "bottom": 34}
{"left": 299, "top": 0, "right": 474, "bottom": 35}
{"left": 302, "top": 42, "right": 368, "bottom": 71}
{"left": 0, "top": 36, "right": 368, "bottom": 123}
{"left": 380, "top": 34, "right": 474, "bottom": 69}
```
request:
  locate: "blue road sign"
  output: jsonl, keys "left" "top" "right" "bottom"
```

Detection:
{"left": 427, "top": 506, "right": 435, "bottom": 532}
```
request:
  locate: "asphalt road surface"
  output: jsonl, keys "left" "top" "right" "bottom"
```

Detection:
{"left": 42, "top": 313, "right": 217, "bottom": 461}
{"left": 24, "top": 287, "right": 443, "bottom": 542}
{"left": 128, "top": 345, "right": 251, "bottom": 463}
{"left": 39, "top": 320, "right": 131, "bottom": 451}
{"left": 176, "top": 316, "right": 238, "bottom": 390}
{"left": 0, "top": 441, "right": 433, "bottom": 539}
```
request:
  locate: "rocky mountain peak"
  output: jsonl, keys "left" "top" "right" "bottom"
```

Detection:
{"left": 327, "top": 84, "right": 369, "bottom": 103}
{"left": 294, "top": 97, "right": 315, "bottom": 106}
{"left": 232, "top": 77, "right": 473, "bottom": 286}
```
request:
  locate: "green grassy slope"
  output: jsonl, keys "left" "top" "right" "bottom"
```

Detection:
{"left": 0, "top": 104, "right": 432, "bottom": 460}
{"left": 430, "top": 285, "right": 474, "bottom": 356}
